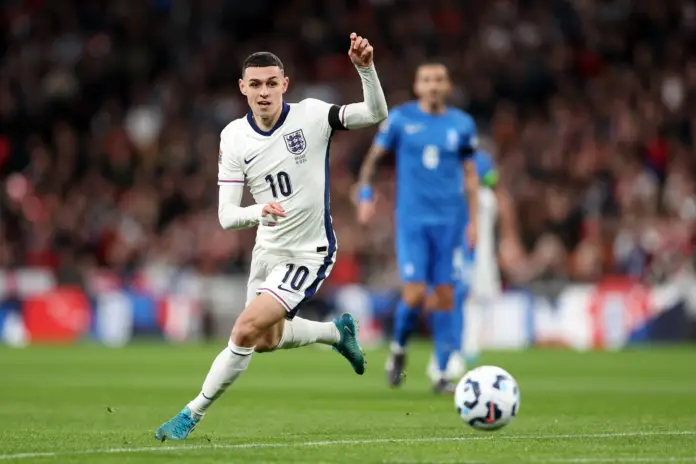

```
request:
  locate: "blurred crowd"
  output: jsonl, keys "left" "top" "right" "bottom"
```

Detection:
{"left": 1, "top": 0, "right": 695, "bottom": 288}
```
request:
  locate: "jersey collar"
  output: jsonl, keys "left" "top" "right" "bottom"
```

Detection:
{"left": 246, "top": 102, "right": 291, "bottom": 136}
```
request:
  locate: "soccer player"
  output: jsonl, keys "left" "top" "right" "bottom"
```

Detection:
{"left": 356, "top": 62, "right": 479, "bottom": 393}
{"left": 154, "top": 33, "right": 388, "bottom": 441}
{"left": 426, "top": 148, "right": 511, "bottom": 381}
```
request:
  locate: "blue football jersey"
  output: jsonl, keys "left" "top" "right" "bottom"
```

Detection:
{"left": 373, "top": 101, "right": 477, "bottom": 225}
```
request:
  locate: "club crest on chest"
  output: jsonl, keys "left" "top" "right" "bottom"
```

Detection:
{"left": 283, "top": 129, "right": 307, "bottom": 164}
{"left": 284, "top": 129, "right": 307, "bottom": 155}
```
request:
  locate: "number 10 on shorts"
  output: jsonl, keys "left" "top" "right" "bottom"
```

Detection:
{"left": 279, "top": 263, "right": 310, "bottom": 292}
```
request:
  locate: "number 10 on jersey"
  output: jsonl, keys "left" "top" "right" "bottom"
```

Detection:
{"left": 265, "top": 172, "right": 293, "bottom": 199}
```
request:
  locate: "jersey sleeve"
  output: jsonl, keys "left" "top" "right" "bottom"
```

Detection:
{"left": 459, "top": 116, "right": 479, "bottom": 158}
{"left": 217, "top": 130, "right": 245, "bottom": 186}
{"left": 372, "top": 109, "right": 401, "bottom": 152}
{"left": 301, "top": 98, "right": 340, "bottom": 139}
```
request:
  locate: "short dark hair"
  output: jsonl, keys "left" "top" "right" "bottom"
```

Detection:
{"left": 416, "top": 61, "right": 449, "bottom": 74}
{"left": 242, "top": 52, "right": 284, "bottom": 77}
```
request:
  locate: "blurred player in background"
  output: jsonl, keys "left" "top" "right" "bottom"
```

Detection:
{"left": 427, "top": 147, "right": 514, "bottom": 382}
{"left": 357, "top": 62, "right": 479, "bottom": 393}
{"left": 155, "top": 33, "right": 388, "bottom": 441}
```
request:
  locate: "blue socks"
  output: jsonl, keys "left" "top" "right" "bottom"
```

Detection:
{"left": 429, "top": 310, "right": 454, "bottom": 373}
{"left": 392, "top": 298, "right": 455, "bottom": 376}
{"left": 392, "top": 300, "right": 419, "bottom": 348}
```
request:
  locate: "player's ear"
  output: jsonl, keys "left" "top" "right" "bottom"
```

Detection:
{"left": 238, "top": 78, "right": 246, "bottom": 96}
{"left": 282, "top": 76, "right": 289, "bottom": 94}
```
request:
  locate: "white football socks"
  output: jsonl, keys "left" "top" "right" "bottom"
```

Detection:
{"left": 463, "top": 299, "right": 483, "bottom": 361}
{"left": 186, "top": 319, "right": 339, "bottom": 417}
{"left": 390, "top": 340, "right": 406, "bottom": 355}
{"left": 275, "top": 318, "right": 340, "bottom": 350}
{"left": 187, "top": 340, "right": 254, "bottom": 417}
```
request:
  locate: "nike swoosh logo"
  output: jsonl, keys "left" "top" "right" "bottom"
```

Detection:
{"left": 244, "top": 154, "right": 259, "bottom": 164}
{"left": 277, "top": 284, "right": 294, "bottom": 293}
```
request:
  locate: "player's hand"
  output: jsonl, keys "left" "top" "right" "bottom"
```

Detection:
{"left": 466, "top": 223, "right": 477, "bottom": 250}
{"left": 357, "top": 200, "right": 376, "bottom": 225}
{"left": 348, "top": 32, "right": 374, "bottom": 68}
{"left": 262, "top": 202, "right": 286, "bottom": 217}
{"left": 261, "top": 202, "right": 286, "bottom": 227}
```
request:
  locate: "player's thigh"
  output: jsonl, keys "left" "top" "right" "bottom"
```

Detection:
{"left": 427, "top": 223, "right": 461, "bottom": 288}
{"left": 396, "top": 224, "right": 428, "bottom": 284}
{"left": 257, "top": 253, "right": 333, "bottom": 321}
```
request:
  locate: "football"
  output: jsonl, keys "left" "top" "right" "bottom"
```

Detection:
{"left": 454, "top": 365, "right": 520, "bottom": 430}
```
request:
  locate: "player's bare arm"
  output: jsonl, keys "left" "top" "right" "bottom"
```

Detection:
{"left": 463, "top": 158, "right": 480, "bottom": 248}
{"left": 493, "top": 178, "right": 517, "bottom": 243}
{"left": 356, "top": 144, "right": 387, "bottom": 225}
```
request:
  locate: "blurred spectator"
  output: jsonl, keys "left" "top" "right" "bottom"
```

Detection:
{"left": 0, "top": 0, "right": 694, "bottom": 287}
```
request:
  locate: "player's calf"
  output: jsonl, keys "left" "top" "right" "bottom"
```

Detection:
{"left": 426, "top": 284, "right": 457, "bottom": 390}
{"left": 154, "top": 295, "right": 285, "bottom": 441}
{"left": 387, "top": 282, "right": 427, "bottom": 387}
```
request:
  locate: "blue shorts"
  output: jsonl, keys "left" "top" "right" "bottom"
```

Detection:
{"left": 396, "top": 222, "right": 460, "bottom": 286}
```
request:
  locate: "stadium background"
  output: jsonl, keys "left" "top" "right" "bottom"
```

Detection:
{"left": 1, "top": 0, "right": 695, "bottom": 349}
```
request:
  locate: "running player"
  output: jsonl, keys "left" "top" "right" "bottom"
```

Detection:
{"left": 155, "top": 33, "right": 388, "bottom": 441}
{"left": 356, "top": 62, "right": 479, "bottom": 393}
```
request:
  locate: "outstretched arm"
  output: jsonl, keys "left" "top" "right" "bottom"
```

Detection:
{"left": 355, "top": 144, "right": 387, "bottom": 225}
{"left": 355, "top": 124, "right": 392, "bottom": 225}
{"left": 328, "top": 33, "right": 388, "bottom": 131}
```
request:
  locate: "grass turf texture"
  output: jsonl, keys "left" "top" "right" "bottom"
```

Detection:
{"left": 0, "top": 343, "right": 694, "bottom": 463}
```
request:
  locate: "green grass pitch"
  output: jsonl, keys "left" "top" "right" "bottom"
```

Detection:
{"left": 0, "top": 342, "right": 695, "bottom": 463}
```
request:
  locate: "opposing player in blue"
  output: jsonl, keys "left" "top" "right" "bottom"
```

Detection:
{"left": 356, "top": 62, "right": 480, "bottom": 393}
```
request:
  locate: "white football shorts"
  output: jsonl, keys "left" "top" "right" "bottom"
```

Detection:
{"left": 246, "top": 246, "right": 335, "bottom": 319}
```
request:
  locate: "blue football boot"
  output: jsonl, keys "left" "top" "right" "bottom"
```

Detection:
{"left": 332, "top": 313, "right": 366, "bottom": 375}
{"left": 155, "top": 406, "right": 200, "bottom": 441}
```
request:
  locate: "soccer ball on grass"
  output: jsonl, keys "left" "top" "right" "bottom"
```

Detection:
{"left": 454, "top": 365, "right": 520, "bottom": 431}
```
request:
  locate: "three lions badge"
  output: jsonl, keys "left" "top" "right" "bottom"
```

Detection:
{"left": 284, "top": 129, "right": 307, "bottom": 164}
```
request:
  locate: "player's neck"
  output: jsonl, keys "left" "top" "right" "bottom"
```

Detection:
{"left": 418, "top": 100, "right": 446, "bottom": 115}
{"left": 252, "top": 105, "right": 284, "bottom": 132}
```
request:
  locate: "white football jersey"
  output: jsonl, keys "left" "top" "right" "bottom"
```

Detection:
{"left": 217, "top": 99, "right": 338, "bottom": 257}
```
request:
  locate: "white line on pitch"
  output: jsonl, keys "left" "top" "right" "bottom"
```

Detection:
{"left": 389, "top": 458, "right": 696, "bottom": 464}
{"left": 0, "top": 430, "right": 693, "bottom": 461}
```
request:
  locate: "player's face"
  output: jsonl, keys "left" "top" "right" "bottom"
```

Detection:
{"left": 239, "top": 66, "right": 289, "bottom": 117}
{"left": 414, "top": 65, "right": 450, "bottom": 107}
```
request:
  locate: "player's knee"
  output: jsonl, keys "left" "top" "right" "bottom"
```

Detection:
{"left": 231, "top": 315, "right": 265, "bottom": 348}
{"left": 254, "top": 323, "right": 284, "bottom": 353}
{"left": 429, "top": 285, "right": 454, "bottom": 310}
{"left": 402, "top": 283, "right": 427, "bottom": 308}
